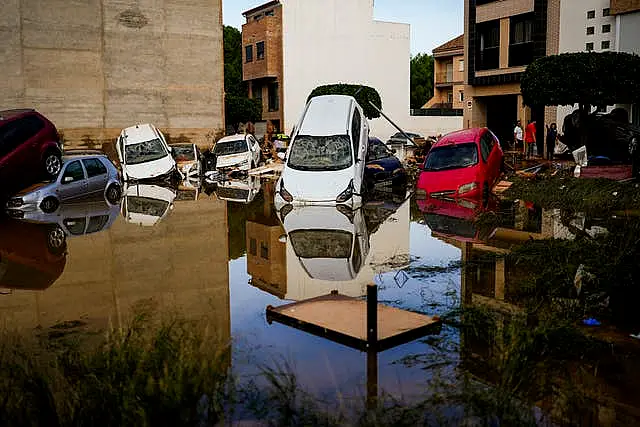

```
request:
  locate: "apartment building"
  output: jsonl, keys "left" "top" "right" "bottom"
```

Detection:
{"left": 424, "top": 35, "right": 465, "bottom": 113}
{"left": 463, "top": 0, "right": 558, "bottom": 152}
{"left": 612, "top": 0, "right": 640, "bottom": 125}
{"left": 242, "top": 0, "right": 412, "bottom": 139}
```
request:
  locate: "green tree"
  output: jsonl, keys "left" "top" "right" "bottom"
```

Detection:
{"left": 307, "top": 84, "right": 382, "bottom": 119}
{"left": 521, "top": 52, "right": 640, "bottom": 113}
{"left": 223, "top": 26, "right": 261, "bottom": 130}
{"left": 410, "top": 53, "right": 434, "bottom": 110}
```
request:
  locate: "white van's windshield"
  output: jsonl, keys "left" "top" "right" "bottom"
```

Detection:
{"left": 125, "top": 139, "right": 167, "bottom": 165}
{"left": 288, "top": 230, "right": 353, "bottom": 259}
{"left": 288, "top": 135, "right": 352, "bottom": 171}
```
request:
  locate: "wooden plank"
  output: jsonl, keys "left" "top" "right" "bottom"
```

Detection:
{"left": 266, "top": 294, "right": 441, "bottom": 351}
{"left": 248, "top": 163, "right": 284, "bottom": 176}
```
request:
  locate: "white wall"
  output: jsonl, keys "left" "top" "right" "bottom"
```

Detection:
{"left": 617, "top": 12, "right": 640, "bottom": 55}
{"left": 557, "top": 0, "right": 616, "bottom": 126}
{"left": 281, "top": 0, "right": 417, "bottom": 140}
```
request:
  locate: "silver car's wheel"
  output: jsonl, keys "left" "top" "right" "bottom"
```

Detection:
{"left": 44, "top": 153, "right": 62, "bottom": 177}
{"left": 40, "top": 196, "right": 59, "bottom": 213}
{"left": 106, "top": 184, "right": 121, "bottom": 204}
{"left": 47, "top": 226, "right": 66, "bottom": 254}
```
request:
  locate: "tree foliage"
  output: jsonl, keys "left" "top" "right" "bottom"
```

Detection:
{"left": 307, "top": 84, "right": 382, "bottom": 119}
{"left": 410, "top": 53, "right": 434, "bottom": 110}
{"left": 223, "top": 26, "right": 260, "bottom": 129}
{"left": 521, "top": 52, "right": 640, "bottom": 109}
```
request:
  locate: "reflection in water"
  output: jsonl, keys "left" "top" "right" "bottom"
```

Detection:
{"left": 215, "top": 175, "right": 262, "bottom": 205}
{"left": 121, "top": 183, "right": 176, "bottom": 227}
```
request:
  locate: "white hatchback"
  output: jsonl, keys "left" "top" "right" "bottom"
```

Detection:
{"left": 275, "top": 95, "right": 369, "bottom": 209}
{"left": 213, "top": 134, "right": 261, "bottom": 172}
{"left": 116, "top": 123, "right": 177, "bottom": 182}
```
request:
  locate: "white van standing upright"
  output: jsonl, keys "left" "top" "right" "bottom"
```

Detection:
{"left": 116, "top": 123, "right": 177, "bottom": 182}
{"left": 274, "top": 95, "right": 369, "bottom": 209}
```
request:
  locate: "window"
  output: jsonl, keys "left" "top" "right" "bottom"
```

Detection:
{"left": 447, "top": 91, "right": 454, "bottom": 105}
{"left": 62, "top": 161, "right": 85, "bottom": 184}
{"left": 509, "top": 14, "right": 535, "bottom": 67}
{"left": 587, "top": 10, "right": 595, "bottom": 19}
{"left": 603, "top": 8, "right": 610, "bottom": 17}
{"left": 82, "top": 158, "right": 107, "bottom": 178}
{"left": 213, "top": 139, "right": 249, "bottom": 155}
{"left": 260, "top": 242, "right": 269, "bottom": 260}
{"left": 459, "top": 59, "right": 464, "bottom": 72}
{"left": 351, "top": 109, "right": 361, "bottom": 156}
{"left": 602, "top": 40, "right": 610, "bottom": 50}
{"left": 268, "top": 82, "right": 279, "bottom": 112}
{"left": 586, "top": 42, "right": 594, "bottom": 51}
{"left": 586, "top": 26, "right": 595, "bottom": 35}
{"left": 0, "top": 116, "right": 44, "bottom": 157}
{"left": 476, "top": 20, "right": 500, "bottom": 70}
{"left": 254, "top": 84, "right": 263, "bottom": 104}
{"left": 602, "top": 24, "right": 611, "bottom": 33}
{"left": 245, "top": 45, "right": 253, "bottom": 62}
{"left": 480, "top": 134, "right": 494, "bottom": 162}
{"left": 63, "top": 218, "right": 86, "bottom": 235}
{"left": 424, "top": 143, "right": 479, "bottom": 171}
{"left": 459, "top": 91, "right": 464, "bottom": 102}
{"left": 86, "top": 215, "right": 110, "bottom": 234}
{"left": 367, "top": 140, "right": 392, "bottom": 161}
{"left": 256, "top": 41, "right": 265, "bottom": 60}
{"left": 264, "top": 9, "right": 274, "bottom": 16}
{"left": 125, "top": 139, "right": 167, "bottom": 165}
{"left": 288, "top": 135, "right": 352, "bottom": 171}
{"left": 249, "top": 238, "right": 257, "bottom": 256}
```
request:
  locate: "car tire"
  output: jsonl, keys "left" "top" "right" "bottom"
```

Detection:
{"left": 44, "top": 151, "right": 62, "bottom": 179}
{"left": 46, "top": 225, "right": 67, "bottom": 255}
{"left": 40, "top": 196, "right": 59, "bottom": 213}
{"left": 106, "top": 184, "right": 122, "bottom": 204}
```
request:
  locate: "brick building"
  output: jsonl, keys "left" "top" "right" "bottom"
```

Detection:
{"left": 424, "top": 35, "right": 465, "bottom": 113}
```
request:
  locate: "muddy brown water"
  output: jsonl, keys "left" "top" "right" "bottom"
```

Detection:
{"left": 1, "top": 169, "right": 640, "bottom": 423}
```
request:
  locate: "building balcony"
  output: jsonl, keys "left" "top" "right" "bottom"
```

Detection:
{"left": 436, "top": 72, "right": 462, "bottom": 87}
{"left": 476, "top": 46, "right": 500, "bottom": 71}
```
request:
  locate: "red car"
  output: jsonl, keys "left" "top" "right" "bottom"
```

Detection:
{"left": 416, "top": 128, "right": 503, "bottom": 203}
{"left": 0, "top": 109, "right": 63, "bottom": 199}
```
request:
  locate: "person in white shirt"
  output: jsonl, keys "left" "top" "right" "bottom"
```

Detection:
{"left": 514, "top": 120, "right": 524, "bottom": 151}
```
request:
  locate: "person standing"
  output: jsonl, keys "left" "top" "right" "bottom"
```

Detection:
{"left": 514, "top": 120, "right": 524, "bottom": 152}
{"left": 546, "top": 123, "right": 558, "bottom": 160}
{"left": 525, "top": 120, "right": 537, "bottom": 159}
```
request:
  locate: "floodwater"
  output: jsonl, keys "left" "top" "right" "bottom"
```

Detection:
{"left": 2, "top": 173, "right": 640, "bottom": 424}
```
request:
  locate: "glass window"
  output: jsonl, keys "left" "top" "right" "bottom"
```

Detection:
{"left": 603, "top": 8, "right": 610, "bottom": 16}
{"left": 82, "top": 158, "right": 107, "bottom": 178}
{"left": 171, "top": 145, "right": 195, "bottom": 161}
{"left": 256, "top": 41, "right": 265, "bottom": 60}
{"left": 245, "top": 45, "right": 253, "bottom": 62}
{"left": 213, "top": 139, "right": 249, "bottom": 155}
{"left": 511, "top": 19, "right": 533, "bottom": 44}
{"left": 249, "top": 238, "right": 257, "bottom": 256}
{"left": 459, "top": 91, "right": 464, "bottom": 102}
{"left": 86, "top": 215, "right": 110, "bottom": 234}
{"left": 586, "top": 26, "right": 595, "bottom": 35}
{"left": 63, "top": 218, "right": 86, "bottom": 235}
{"left": 586, "top": 42, "right": 594, "bottom": 51}
{"left": 260, "top": 242, "right": 269, "bottom": 260}
{"left": 424, "top": 143, "right": 479, "bottom": 171}
{"left": 351, "top": 109, "right": 361, "bottom": 156}
{"left": 602, "top": 40, "right": 610, "bottom": 50}
{"left": 602, "top": 24, "right": 611, "bottom": 33}
{"left": 62, "top": 160, "right": 85, "bottom": 184}
{"left": 126, "top": 197, "right": 169, "bottom": 217}
{"left": 288, "top": 135, "right": 352, "bottom": 171}
{"left": 0, "top": 116, "right": 44, "bottom": 157}
{"left": 367, "top": 140, "right": 391, "bottom": 161}
{"left": 459, "top": 59, "right": 464, "bottom": 72}
{"left": 587, "top": 10, "right": 595, "bottom": 19}
{"left": 480, "top": 134, "right": 494, "bottom": 162}
{"left": 264, "top": 9, "right": 274, "bottom": 17}
{"left": 289, "top": 230, "right": 353, "bottom": 259}
{"left": 124, "top": 139, "right": 167, "bottom": 165}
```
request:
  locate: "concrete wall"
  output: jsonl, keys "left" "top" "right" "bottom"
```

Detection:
{"left": 618, "top": 12, "right": 640, "bottom": 54}
{"left": 0, "top": 0, "right": 225, "bottom": 141}
{"left": 281, "top": 0, "right": 414, "bottom": 139}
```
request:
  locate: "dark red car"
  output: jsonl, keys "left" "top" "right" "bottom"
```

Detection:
{"left": 416, "top": 128, "right": 503, "bottom": 203}
{"left": 0, "top": 109, "right": 63, "bottom": 199}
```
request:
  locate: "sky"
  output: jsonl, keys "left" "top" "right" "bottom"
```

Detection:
{"left": 223, "top": 0, "right": 464, "bottom": 55}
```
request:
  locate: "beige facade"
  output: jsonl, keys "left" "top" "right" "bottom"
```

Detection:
{"left": 242, "top": 1, "right": 284, "bottom": 133}
{"left": 424, "top": 35, "right": 465, "bottom": 111}
{"left": 0, "top": 0, "right": 225, "bottom": 147}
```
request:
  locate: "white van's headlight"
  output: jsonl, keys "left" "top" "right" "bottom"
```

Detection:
{"left": 279, "top": 180, "right": 293, "bottom": 202}
{"left": 336, "top": 180, "right": 354, "bottom": 203}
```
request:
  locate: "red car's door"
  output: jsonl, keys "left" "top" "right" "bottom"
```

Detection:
{"left": 0, "top": 118, "right": 43, "bottom": 191}
{"left": 481, "top": 131, "right": 501, "bottom": 187}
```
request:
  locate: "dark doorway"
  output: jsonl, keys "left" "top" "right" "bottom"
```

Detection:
{"left": 485, "top": 95, "right": 518, "bottom": 149}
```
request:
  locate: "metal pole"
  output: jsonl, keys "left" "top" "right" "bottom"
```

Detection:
{"left": 366, "top": 284, "right": 378, "bottom": 349}
{"left": 368, "top": 101, "right": 415, "bottom": 144}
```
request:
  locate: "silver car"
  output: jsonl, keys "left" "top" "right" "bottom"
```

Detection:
{"left": 6, "top": 154, "right": 122, "bottom": 214}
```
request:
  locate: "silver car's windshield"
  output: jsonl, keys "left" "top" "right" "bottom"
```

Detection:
{"left": 125, "top": 139, "right": 167, "bottom": 165}
{"left": 288, "top": 135, "right": 353, "bottom": 171}
{"left": 214, "top": 139, "right": 248, "bottom": 156}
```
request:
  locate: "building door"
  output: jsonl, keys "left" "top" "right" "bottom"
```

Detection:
{"left": 485, "top": 95, "right": 518, "bottom": 149}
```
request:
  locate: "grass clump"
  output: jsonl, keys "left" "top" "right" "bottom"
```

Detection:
{"left": 0, "top": 306, "right": 230, "bottom": 426}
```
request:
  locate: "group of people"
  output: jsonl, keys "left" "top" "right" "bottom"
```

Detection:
{"left": 513, "top": 120, "right": 560, "bottom": 160}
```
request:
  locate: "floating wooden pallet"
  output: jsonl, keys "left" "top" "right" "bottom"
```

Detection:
{"left": 266, "top": 290, "right": 441, "bottom": 352}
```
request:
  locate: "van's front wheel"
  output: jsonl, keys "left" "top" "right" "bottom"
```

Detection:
{"left": 44, "top": 151, "right": 62, "bottom": 179}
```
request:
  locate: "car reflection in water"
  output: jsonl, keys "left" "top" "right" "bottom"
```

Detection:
{"left": 121, "top": 183, "right": 176, "bottom": 227}
{"left": 0, "top": 217, "right": 67, "bottom": 291}
{"left": 175, "top": 177, "right": 202, "bottom": 202}
{"left": 279, "top": 204, "right": 371, "bottom": 282}
{"left": 216, "top": 175, "right": 262, "bottom": 205}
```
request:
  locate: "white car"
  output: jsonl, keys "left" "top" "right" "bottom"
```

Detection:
{"left": 121, "top": 183, "right": 176, "bottom": 227}
{"left": 213, "top": 134, "right": 261, "bottom": 172}
{"left": 215, "top": 175, "right": 262, "bottom": 204}
{"left": 278, "top": 205, "right": 370, "bottom": 281}
{"left": 116, "top": 123, "right": 177, "bottom": 182}
{"left": 274, "top": 95, "right": 369, "bottom": 209}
